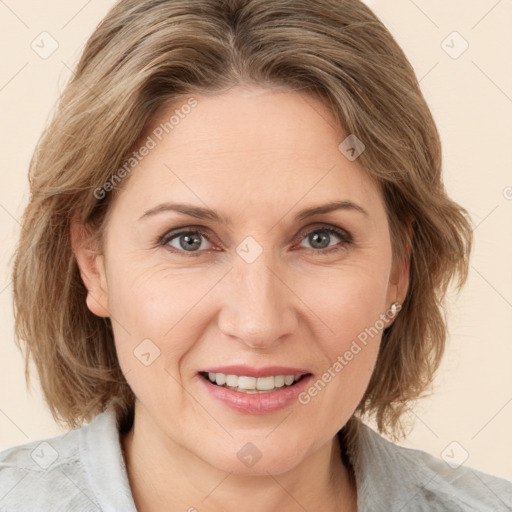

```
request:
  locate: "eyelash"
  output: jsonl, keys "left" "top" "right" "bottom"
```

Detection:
{"left": 156, "top": 224, "right": 354, "bottom": 257}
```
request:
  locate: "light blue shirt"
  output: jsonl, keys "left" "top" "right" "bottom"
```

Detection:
{"left": 0, "top": 407, "right": 511, "bottom": 511}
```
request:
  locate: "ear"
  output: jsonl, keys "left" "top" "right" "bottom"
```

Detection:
{"left": 388, "top": 253, "right": 410, "bottom": 305}
{"left": 386, "top": 218, "right": 413, "bottom": 321}
{"left": 70, "top": 219, "right": 110, "bottom": 318}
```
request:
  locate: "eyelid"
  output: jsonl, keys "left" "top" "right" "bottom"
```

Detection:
{"left": 293, "top": 222, "right": 353, "bottom": 245}
{"left": 157, "top": 222, "right": 354, "bottom": 254}
{"left": 157, "top": 225, "right": 217, "bottom": 248}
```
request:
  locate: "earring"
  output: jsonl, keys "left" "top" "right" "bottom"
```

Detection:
{"left": 390, "top": 302, "right": 401, "bottom": 316}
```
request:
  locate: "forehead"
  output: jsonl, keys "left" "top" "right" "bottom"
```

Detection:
{"left": 147, "top": 86, "right": 347, "bottom": 164}
{"left": 112, "top": 86, "right": 384, "bottom": 221}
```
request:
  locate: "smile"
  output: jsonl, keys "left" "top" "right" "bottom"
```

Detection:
{"left": 201, "top": 371, "right": 308, "bottom": 394}
{"left": 198, "top": 369, "right": 314, "bottom": 414}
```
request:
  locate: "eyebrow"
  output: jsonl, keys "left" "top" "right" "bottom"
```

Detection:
{"left": 138, "top": 200, "right": 368, "bottom": 223}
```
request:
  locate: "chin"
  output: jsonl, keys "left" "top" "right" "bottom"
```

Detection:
{"left": 199, "top": 432, "right": 309, "bottom": 477}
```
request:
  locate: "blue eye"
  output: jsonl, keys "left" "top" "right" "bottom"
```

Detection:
{"left": 299, "top": 227, "right": 351, "bottom": 251}
{"left": 162, "top": 229, "right": 212, "bottom": 253}
{"left": 159, "top": 224, "right": 353, "bottom": 255}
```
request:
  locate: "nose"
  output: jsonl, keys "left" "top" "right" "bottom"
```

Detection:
{"left": 217, "top": 253, "right": 299, "bottom": 350}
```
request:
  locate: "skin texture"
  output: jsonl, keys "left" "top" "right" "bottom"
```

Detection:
{"left": 72, "top": 86, "right": 409, "bottom": 511}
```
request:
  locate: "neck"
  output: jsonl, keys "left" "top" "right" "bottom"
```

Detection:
{"left": 120, "top": 406, "right": 357, "bottom": 512}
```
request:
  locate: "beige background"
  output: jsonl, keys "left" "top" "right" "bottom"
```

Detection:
{"left": 1, "top": 0, "right": 511, "bottom": 482}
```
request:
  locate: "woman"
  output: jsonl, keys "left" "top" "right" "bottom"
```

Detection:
{"left": 1, "top": 0, "right": 511, "bottom": 510}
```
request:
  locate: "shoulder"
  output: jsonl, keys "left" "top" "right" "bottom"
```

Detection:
{"left": 348, "top": 420, "right": 512, "bottom": 512}
{"left": 0, "top": 408, "right": 134, "bottom": 512}
{"left": 0, "top": 420, "right": 101, "bottom": 512}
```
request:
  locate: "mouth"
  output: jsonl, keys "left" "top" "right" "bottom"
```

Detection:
{"left": 199, "top": 370, "right": 312, "bottom": 394}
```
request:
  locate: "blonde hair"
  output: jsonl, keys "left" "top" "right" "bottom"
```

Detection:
{"left": 12, "top": 0, "right": 472, "bottom": 438}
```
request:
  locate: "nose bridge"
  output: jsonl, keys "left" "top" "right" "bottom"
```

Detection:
{"left": 217, "top": 246, "right": 297, "bottom": 347}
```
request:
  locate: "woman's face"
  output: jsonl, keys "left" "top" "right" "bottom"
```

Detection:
{"left": 83, "top": 86, "right": 407, "bottom": 475}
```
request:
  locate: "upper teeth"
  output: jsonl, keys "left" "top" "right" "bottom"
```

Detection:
{"left": 207, "top": 372, "right": 301, "bottom": 391}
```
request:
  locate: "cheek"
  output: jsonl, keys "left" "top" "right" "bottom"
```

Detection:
{"left": 294, "top": 272, "right": 388, "bottom": 425}
{"left": 107, "top": 255, "right": 209, "bottom": 328}
{"left": 301, "top": 258, "right": 391, "bottom": 342}
{"left": 106, "top": 267, "right": 204, "bottom": 412}
{"left": 295, "top": 257, "right": 391, "bottom": 405}
{"left": 105, "top": 261, "right": 224, "bottom": 370}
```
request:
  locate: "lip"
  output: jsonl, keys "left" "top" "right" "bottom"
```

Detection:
{"left": 198, "top": 371, "right": 313, "bottom": 415}
{"left": 199, "top": 365, "right": 310, "bottom": 378}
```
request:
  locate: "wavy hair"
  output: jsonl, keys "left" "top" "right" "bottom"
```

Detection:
{"left": 12, "top": 0, "right": 472, "bottom": 439}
